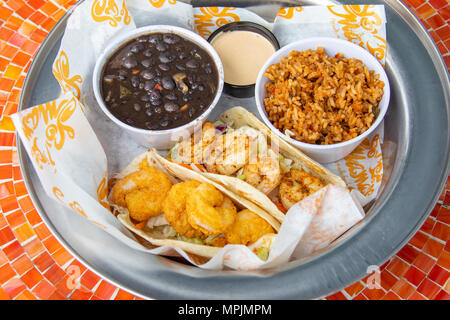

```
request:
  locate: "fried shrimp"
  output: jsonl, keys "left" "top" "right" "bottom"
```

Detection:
{"left": 225, "top": 209, "right": 274, "bottom": 245}
{"left": 278, "top": 169, "right": 326, "bottom": 210}
{"left": 175, "top": 122, "right": 216, "bottom": 164}
{"left": 242, "top": 155, "right": 281, "bottom": 195}
{"left": 186, "top": 183, "right": 237, "bottom": 235}
{"left": 162, "top": 180, "right": 205, "bottom": 238}
{"left": 111, "top": 160, "right": 172, "bottom": 221}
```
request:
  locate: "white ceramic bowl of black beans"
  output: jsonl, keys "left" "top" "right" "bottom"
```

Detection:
{"left": 93, "top": 25, "right": 224, "bottom": 149}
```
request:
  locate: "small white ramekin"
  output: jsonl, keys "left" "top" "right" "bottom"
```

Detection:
{"left": 255, "top": 37, "right": 390, "bottom": 163}
{"left": 93, "top": 25, "right": 224, "bottom": 150}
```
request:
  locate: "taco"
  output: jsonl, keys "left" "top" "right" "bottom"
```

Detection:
{"left": 167, "top": 106, "right": 346, "bottom": 222}
{"left": 108, "top": 149, "right": 280, "bottom": 259}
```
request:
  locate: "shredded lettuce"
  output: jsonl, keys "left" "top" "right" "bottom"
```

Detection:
{"left": 204, "top": 235, "right": 217, "bottom": 245}
{"left": 176, "top": 233, "right": 204, "bottom": 245}
{"left": 238, "top": 174, "right": 246, "bottom": 180}
{"left": 256, "top": 247, "right": 269, "bottom": 261}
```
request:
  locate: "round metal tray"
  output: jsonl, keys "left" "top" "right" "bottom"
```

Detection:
{"left": 18, "top": 0, "right": 450, "bottom": 299}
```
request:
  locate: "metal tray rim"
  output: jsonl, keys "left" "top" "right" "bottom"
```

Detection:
{"left": 17, "top": 0, "right": 450, "bottom": 299}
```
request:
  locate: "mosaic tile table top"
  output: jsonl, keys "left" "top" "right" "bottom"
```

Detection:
{"left": 0, "top": 0, "right": 449, "bottom": 300}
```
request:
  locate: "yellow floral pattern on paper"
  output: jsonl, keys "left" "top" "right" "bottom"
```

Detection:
{"left": 277, "top": 7, "right": 303, "bottom": 19}
{"left": 148, "top": 0, "right": 176, "bottom": 8}
{"left": 22, "top": 96, "right": 78, "bottom": 170}
{"left": 91, "top": 0, "right": 131, "bottom": 27}
{"left": 52, "top": 186, "right": 88, "bottom": 218}
{"left": 328, "top": 5, "right": 386, "bottom": 63}
{"left": 97, "top": 175, "right": 110, "bottom": 210}
{"left": 53, "top": 50, "right": 82, "bottom": 99}
{"left": 69, "top": 201, "right": 87, "bottom": 218}
{"left": 343, "top": 134, "right": 383, "bottom": 197}
{"left": 194, "top": 7, "right": 240, "bottom": 39}
{"left": 52, "top": 186, "right": 65, "bottom": 203}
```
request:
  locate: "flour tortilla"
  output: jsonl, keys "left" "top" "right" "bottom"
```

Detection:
{"left": 110, "top": 149, "right": 280, "bottom": 259}
{"left": 184, "top": 107, "right": 346, "bottom": 223}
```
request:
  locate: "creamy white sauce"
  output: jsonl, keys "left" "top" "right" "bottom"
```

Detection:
{"left": 211, "top": 30, "right": 276, "bottom": 86}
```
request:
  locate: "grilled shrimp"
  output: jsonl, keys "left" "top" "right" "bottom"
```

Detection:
{"left": 204, "top": 130, "right": 251, "bottom": 175}
{"left": 225, "top": 209, "right": 275, "bottom": 245}
{"left": 204, "top": 126, "right": 267, "bottom": 176}
{"left": 174, "top": 122, "right": 216, "bottom": 164}
{"left": 278, "top": 169, "right": 326, "bottom": 210}
{"left": 242, "top": 155, "right": 282, "bottom": 195}
{"left": 186, "top": 183, "right": 237, "bottom": 235}
{"left": 162, "top": 180, "right": 205, "bottom": 238}
{"left": 111, "top": 160, "right": 173, "bottom": 221}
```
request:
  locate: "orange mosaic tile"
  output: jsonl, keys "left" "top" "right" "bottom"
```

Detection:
{"left": 17, "top": 195, "right": 35, "bottom": 213}
{"left": 15, "top": 289, "right": 36, "bottom": 300}
{"left": 391, "top": 278, "right": 416, "bottom": 299}
{"left": 13, "top": 181, "right": 28, "bottom": 198}
{"left": 0, "top": 132, "right": 15, "bottom": 146}
{"left": 386, "top": 257, "right": 410, "bottom": 278}
{"left": 397, "top": 244, "right": 421, "bottom": 264}
{"left": 325, "top": 291, "right": 347, "bottom": 300}
{"left": 380, "top": 269, "right": 399, "bottom": 291}
{"left": 437, "top": 206, "right": 450, "bottom": 224}
{"left": 13, "top": 222, "right": 36, "bottom": 243}
{"left": 54, "top": 275, "right": 73, "bottom": 297}
{"left": 0, "top": 28, "right": 14, "bottom": 42}
{"left": 423, "top": 237, "right": 445, "bottom": 258}
{"left": 47, "top": 289, "right": 66, "bottom": 300}
{"left": 362, "top": 286, "right": 386, "bottom": 300}
{"left": 3, "top": 240, "right": 25, "bottom": 261}
{"left": 32, "top": 251, "right": 53, "bottom": 273}
{"left": 434, "top": 289, "right": 450, "bottom": 300}
{"left": 22, "top": 237, "right": 45, "bottom": 259}
{"left": 409, "top": 231, "right": 429, "bottom": 249}
{"left": 0, "top": 6, "right": 13, "bottom": 21}
{"left": 69, "top": 288, "right": 92, "bottom": 300}
{"left": 436, "top": 250, "right": 450, "bottom": 270}
{"left": 10, "top": 254, "right": 33, "bottom": 275}
{"left": 27, "top": 0, "right": 45, "bottom": 10}
{"left": 0, "top": 56, "right": 9, "bottom": 71}
{"left": 428, "top": 264, "right": 449, "bottom": 286}
{"left": 403, "top": 266, "right": 427, "bottom": 287}
{"left": 381, "top": 291, "right": 401, "bottom": 300}
{"left": 0, "top": 263, "right": 16, "bottom": 285}
{"left": 114, "top": 288, "right": 136, "bottom": 300}
{"left": 431, "top": 221, "right": 450, "bottom": 242}
{"left": 43, "top": 263, "right": 66, "bottom": 286}
{"left": 0, "top": 250, "right": 9, "bottom": 267}
{"left": 94, "top": 280, "right": 117, "bottom": 300}
{"left": 417, "top": 278, "right": 441, "bottom": 299}
{"left": 4, "top": 16, "right": 24, "bottom": 31}
{"left": 408, "top": 291, "right": 428, "bottom": 300}
{"left": 20, "top": 267, "right": 43, "bottom": 288}
{"left": 25, "top": 209, "right": 41, "bottom": 226}
{"left": 0, "top": 226, "right": 15, "bottom": 246}
{"left": 414, "top": 252, "right": 438, "bottom": 274}
{"left": 344, "top": 281, "right": 364, "bottom": 297}
{"left": 31, "top": 279, "right": 55, "bottom": 299}
{"left": 42, "top": 236, "right": 62, "bottom": 254}
{"left": 33, "top": 222, "right": 51, "bottom": 241}
{"left": 51, "top": 247, "right": 73, "bottom": 267}
{"left": 0, "top": 149, "right": 13, "bottom": 165}
{"left": 3, "top": 277, "right": 26, "bottom": 298}
{"left": 0, "top": 0, "right": 448, "bottom": 301}
{"left": 79, "top": 269, "right": 101, "bottom": 291}
{"left": 0, "top": 181, "right": 15, "bottom": 199}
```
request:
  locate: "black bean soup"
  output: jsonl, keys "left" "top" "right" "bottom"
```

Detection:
{"left": 101, "top": 32, "right": 219, "bottom": 130}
